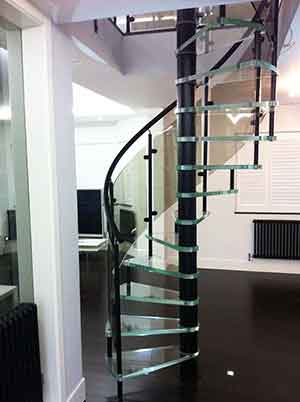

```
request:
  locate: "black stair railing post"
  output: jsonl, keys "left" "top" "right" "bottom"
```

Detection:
{"left": 176, "top": 8, "right": 198, "bottom": 374}
{"left": 253, "top": 27, "right": 263, "bottom": 165}
{"left": 144, "top": 130, "right": 157, "bottom": 258}
{"left": 106, "top": 180, "right": 115, "bottom": 359}
{"left": 269, "top": 0, "right": 279, "bottom": 137}
{"left": 112, "top": 240, "right": 123, "bottom": 401}
{"left": 203, "top": 77, "right": 209, "bottom": 213}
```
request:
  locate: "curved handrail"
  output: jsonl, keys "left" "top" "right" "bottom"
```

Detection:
{"left": 104, "top": 0, "right": 269, "bottom": 244}
{"left": 104, "top": 101, "right": 176, "bottom": 242}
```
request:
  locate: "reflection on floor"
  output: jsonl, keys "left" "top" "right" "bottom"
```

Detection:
{"left": 80, "top": 253, "right": 300, "bottom": 402}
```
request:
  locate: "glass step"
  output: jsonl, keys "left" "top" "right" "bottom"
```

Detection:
{"left": 176, "top": 59, "right": 277, "bottom": 85}
{"left": 177, "top": 164, "right": 262, "bottom": 171}
{"left": 177, "top": 135, "right": 277, "bottom": 143}
{"left": 176, "top": 100, "right": 278, "bottom": 114}
{"left": 120, "top": 283, "right": 199, "bottom": 306}
{"left": 146, "top": 233, "right": 199, "bottom": 253}
{"left": 200, "top": 135, "right": 277, "bottom": 142}
{"left": 177, "top": 189, "right": 238, "bottom": 198}
{"left": 176, "top": 18, "right": 263, "bottom": 54}
{"left": 123, "top": 255, "right": 200, "bottom": 279}
{"left": 108, "top": 345, "right": 200, "bottom": 380}
{"left": 175, "top": 211, "right": 210, "bottom": 225}
{"left": 121, "top": 314, "right": 199, "bottom": 337}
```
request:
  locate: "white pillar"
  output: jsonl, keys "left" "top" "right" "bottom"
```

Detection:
{"left": 22, "top": 14, "right": 85, "bottom": 402}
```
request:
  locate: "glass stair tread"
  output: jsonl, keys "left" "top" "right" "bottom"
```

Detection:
{"left": 176, "top": 100, "right": 278, "bottom": 114}
{"left": 176, "top": 59, "right": 278, "bottom": 85}
{"left": 176, "top": 18, "right": 264, "bottom": 54}
{"left": 177, "top": 164, "right": 262, "bottom": 171}
{"left": 175, "top": 211, "right": 210, "bottom": 225}
{"left": 177, "top": 189, "right": 238, "bottom": 198}
{"left": 121, "top": 314, "right": 199, "bottom": 337}
{"left": 146, "top": 233, "right": 199, "bottom": 253}
{"left": 123, "top": 255, "right": 200, "bottom": 279}
{"left": 177, "top": 135, "right": 277, "bottom": 143}
{"left": 120, "top": 283, "right": 198, "bottom": 306}
{"left": 199, "top": 135, "right": 277, "bottom": 142}
{"left": 108, "top": 345, "right": 199, "bottom": 380}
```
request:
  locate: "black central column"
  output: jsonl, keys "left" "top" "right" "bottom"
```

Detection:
{"left": 176, "top": 8, "right": 198, "bottom": 371}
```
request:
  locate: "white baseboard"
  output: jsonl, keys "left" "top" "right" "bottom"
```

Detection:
{"left": 167, "top": 255, "right": 299, "bottom": 274}
{"left": 200, "top": 257, "right": 300, "bottom": 275}
{"left": 66, "top": 378, "right": 86, "bottom": 402}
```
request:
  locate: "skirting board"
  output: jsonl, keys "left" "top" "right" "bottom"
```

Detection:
{"left": 199, "top": 257, "right": 300, "bottom": 275}
{"left": 67, "top": 377, "right": 86, "bottom": 402}
{"left": 167, "top": 255, "right": 300, "bottom": 275}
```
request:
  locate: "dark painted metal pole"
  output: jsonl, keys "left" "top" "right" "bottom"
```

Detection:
{"left": 203, "top": 78, "right": 209, "bottom": 213}
{"left": 254, "top": 29, "right": 263, "bottom": 165}
{"left": 269, "top": 0, "right": 279, "bottom": 137}
{"left": 144, "top": 130, "right": 157, "bottom": 258}
{"left": 176, "top": 8, "right": 198, "bottom": 372}
{"left": 113, "top": 242, "right": 123, "bottom": 401}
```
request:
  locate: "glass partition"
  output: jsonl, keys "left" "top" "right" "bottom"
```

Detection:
{"left": 0, "top": 21, "right": 33, "bottom": 313}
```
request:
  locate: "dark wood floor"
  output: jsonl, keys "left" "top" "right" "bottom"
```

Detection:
{"left": 80, "top": 254, "right": 300, "bottom": 402}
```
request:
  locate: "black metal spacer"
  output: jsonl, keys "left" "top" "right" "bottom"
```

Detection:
{"left": 152, "top": 149, "right": 158, "bottom": 154}
{"left": 144, "top": 155, "right": 149, "bottom": 160}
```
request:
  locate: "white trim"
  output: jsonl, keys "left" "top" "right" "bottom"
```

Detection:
{"left": 66, "top": 378, "right": 86, "bottom": 402}
{"left": 1, "top": 0, "right": 44, "bottom": 27}
{"left": 200, "top": 257, "right": 300, "bottom": 275}
{"left": 22, "top": 21, "right": 67, "bottom": 402}
{"left": 168, "top": 255, "right": 300, "bottom": 275}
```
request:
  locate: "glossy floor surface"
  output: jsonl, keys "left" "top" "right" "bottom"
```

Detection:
{"left": 80, "top": 253, "right": 300, "bottom": 402}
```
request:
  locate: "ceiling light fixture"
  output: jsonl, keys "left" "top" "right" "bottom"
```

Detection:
{"left": 0, "top": 105, "right": 11, "bottom": 121}
{"left": 227, "top": 113, "right": 252, "bottom": 125}
{"left": 279, "top": 69, "right": 300, "bottom": 97}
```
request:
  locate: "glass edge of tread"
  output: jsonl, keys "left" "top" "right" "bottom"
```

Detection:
{"left": 120, "top": 294, "right": 199, "bottom": 306}
{"left": 107, "top": 349, "right": 200, "bottom": 381}
{"left": 123, "top": 261, "right": 200, "bottom": 279}
{"left": 145, "top": 234, "right": 199, "bottom": 252}
{"left": 177, "top": 189, "right": 238, "bottom": 198}
{"left": 176, "top": 59, "right": 278, "bottom": 85}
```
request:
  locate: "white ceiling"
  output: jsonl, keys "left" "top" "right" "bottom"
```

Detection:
{"left": 28, "top": 0, "right": 250, "bottom": 23}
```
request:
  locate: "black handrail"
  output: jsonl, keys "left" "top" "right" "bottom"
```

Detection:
{"left": 103, "top": 0, "right": 270, "bottom": 244}
{"left": 104, "top": 101, "right": 176, "bottom": 242}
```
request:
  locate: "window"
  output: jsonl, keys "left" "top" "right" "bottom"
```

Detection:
{"left": 0, "top": 22, "right": 33, "bottom": 312}
{"left": 236, "top": 133, "right": 300, "bottom": 213}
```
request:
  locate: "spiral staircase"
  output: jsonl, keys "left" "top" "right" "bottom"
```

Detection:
{"left": 103, "top": 1, "right": 280, "bottom": 400}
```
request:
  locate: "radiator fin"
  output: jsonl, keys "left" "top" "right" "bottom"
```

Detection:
{"left": 253, "top": 220, "right": 300, "bottom": 259}
{"left": 0, "top": 303, "right": 43, "bottom": 402}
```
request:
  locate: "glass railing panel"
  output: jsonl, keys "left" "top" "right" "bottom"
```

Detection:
{"left": 108, "top": 345, "right": 199, "bottom": 380}
{"left": 110, "top": 134, "right": 148, "bottom": 255}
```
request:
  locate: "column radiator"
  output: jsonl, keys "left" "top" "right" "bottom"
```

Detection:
{"left": 0, "top": 303, "right": 43, "bottom": 402}
{"left": 253, "top": 219, "right": 300, "bottom": 259}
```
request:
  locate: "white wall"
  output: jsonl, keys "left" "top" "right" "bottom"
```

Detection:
{"left": 6, "top": 0, "right": 85, "bottom": 401}
{"left": 75, "top": 111, "right": 161, "bottom": 190}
